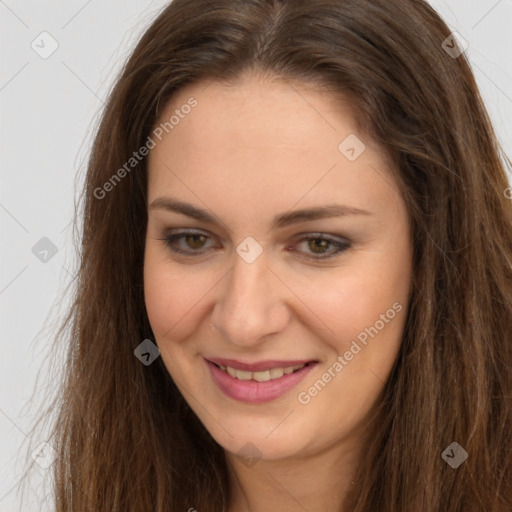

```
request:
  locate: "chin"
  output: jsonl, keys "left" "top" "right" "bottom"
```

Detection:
{"left": 201, "top": 414, "right": 309, "bottom": 462}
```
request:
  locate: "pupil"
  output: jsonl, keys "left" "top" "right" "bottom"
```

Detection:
{"left": 310, "top": 239, "right": 328, "bottom": 253}
{"left": 187, "top": 235, "right": 205, "bottom": 248}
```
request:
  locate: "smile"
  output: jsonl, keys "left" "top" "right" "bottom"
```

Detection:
{"left": 204, "top": 358, "right": 317, "bottom": 403}
{"left": 213, "top": 362, "right": 306, "bottom": 382}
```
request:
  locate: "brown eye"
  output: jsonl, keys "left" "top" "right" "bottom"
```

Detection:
{"left": 160, "top": 231, "right": 215, "bottom": 255}
{"left": 159, "top": 231, "right": 350, "bottom": 261}
{"left": 184, "top": 234, "right": 207, "bottom": 249}
{"left": 308, "top": 238, "right": 331, "bottom": 254}
{"left": 293, "top": 234, "right": 350, "bottom": 260}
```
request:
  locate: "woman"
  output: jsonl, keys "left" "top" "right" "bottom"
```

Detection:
{"left": 36, "top": 0, "right": 512, "bottom": 510}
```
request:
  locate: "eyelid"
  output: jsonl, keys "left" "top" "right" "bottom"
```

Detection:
{"left": 159, "top": 229, "right": 351, "bottom": 260}
{"left": 161, "top": 228, "right": 348, "bottom": 243}
{"left": 290, "top": 233, "right": 350, "bottom": 260}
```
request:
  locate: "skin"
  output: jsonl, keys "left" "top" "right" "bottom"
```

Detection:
{"left": 144, "top": 70, "right": 413, "bottom": 512}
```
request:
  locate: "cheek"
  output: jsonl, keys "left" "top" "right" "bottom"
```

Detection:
{"left": 143, "top": 247, "right": 215, "bottom": 341}
{"left": 295, "top": 267, "right": 403, "bottom": 341}
{"left": 290, "top": 254, "right": 409, "bottom": 387}
{"left": 292, "top": 269, "right": 407, "bottom": 429}
{"left": 144, "top": 247, "right": 184, "bottom": 339}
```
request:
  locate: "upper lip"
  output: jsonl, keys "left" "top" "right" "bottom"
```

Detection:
{"left": 205, "top": 357, "right": 316, "bottom": 372}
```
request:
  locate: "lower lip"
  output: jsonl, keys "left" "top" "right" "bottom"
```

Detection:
{"left": 205, "top": 360, "right": 316, "bottom": 404}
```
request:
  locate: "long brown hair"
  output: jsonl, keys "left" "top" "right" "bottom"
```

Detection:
{"left": 26, "top": 0, "right": 512, "bottom": 510}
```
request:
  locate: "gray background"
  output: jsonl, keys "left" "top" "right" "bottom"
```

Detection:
{"left": 1, "top": 0, "right": 511, "bottom": 510}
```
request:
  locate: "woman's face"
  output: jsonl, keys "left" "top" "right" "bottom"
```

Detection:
{"left": 144, "top": 72, "right": 412, "bottom": 462}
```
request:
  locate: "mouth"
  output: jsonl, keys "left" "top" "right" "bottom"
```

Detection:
{"left": 210, "top": 361, "right": 311, "bottom": 382}
{"left": 204, "top": 358, "right": 317, "bottom": 403}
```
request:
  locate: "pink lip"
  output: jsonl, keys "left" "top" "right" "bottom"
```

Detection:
{"left": 205, "top": 359, "right": 317, "bottom": 404}
{"left": 205, "top": 357, "right": 315, "bottom": 372}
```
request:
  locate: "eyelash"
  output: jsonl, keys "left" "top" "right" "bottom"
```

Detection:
{"left": 157, "top": 230, "right": 350, "bottom": 261}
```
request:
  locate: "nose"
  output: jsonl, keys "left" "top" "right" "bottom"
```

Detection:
{"left": 210, "top": 249, "right": 291, "bottom": 347}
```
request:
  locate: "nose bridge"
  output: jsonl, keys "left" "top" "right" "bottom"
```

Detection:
{"left": 212, "top": 249, "right": 288, "bottom": 345}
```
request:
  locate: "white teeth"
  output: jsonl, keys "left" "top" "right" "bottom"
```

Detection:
{"left": 252, "top": 370, "right": 271, "bottom": 382}
{"left": 218, "top": 363, "right": 306, "bottom": 381}
{"left": 269, "top": 367, "right": 284, "bottom": 379}
{"left": 235, "top": 370, "right": 252, "bottom": 381}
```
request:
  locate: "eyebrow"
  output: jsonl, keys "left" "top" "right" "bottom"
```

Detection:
{"left": 148, "top": 197, "right": 373, "bottom": 229}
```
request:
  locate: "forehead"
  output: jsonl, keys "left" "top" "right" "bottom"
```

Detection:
{"left": 146, "top": 75, "right": 400, "bottom": 220}
{"left": 153, "top": 74, "right": 360, "bottom": 157}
